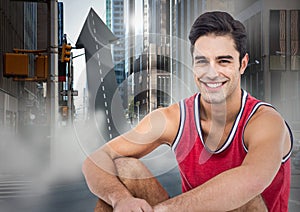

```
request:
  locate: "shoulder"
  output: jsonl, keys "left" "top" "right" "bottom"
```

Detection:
{"left": 159, "top": 103, "right": 180, "bottom": 118}
{"left": 247, "top": 105, "right": 285, "bottom": 130}
{"left": 244, "top": 105, "right": 290, "bottom": 150}
{"left": 154, "top": 103, "right": 181, "bottom": 145}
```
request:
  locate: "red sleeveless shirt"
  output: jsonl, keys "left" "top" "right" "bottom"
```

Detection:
{"left": 172, "top": 90, "right": 293, "bottom": 211}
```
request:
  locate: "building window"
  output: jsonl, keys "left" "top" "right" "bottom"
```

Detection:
{"left": 157, "top": 75, "right": 170, "bottom": 107}
{"left": 269, "top": 10, "right": 286, "bottom": 71}
{"left": 241, "top": 12, "right": 264, "bottom": 100}
{"left": 291, "top": 10, "right": 300, "bottom": 71}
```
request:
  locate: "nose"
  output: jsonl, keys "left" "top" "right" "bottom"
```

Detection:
{"left": 206, "top": 62, "right": 219, "bottom": 78}
{"left": 193, "top": 61, "right": 219, "bottom": 78}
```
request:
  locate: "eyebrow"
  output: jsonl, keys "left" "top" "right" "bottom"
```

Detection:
{"left": 194, "top": 56, "right": 207, "bottom": 60}
{"left": 216, "top": 55, "right": 234, "bottom": 60}
{"left": 194, "top": 55, "right": 234, "bottom": 60}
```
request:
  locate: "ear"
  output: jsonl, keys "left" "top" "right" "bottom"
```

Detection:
{"left": 240, "top": 53, "right": 249, "bottom": 75}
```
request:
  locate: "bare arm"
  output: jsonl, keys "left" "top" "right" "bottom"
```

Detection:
{"left": 82, "top": 105, "right": 180, "bottom": 209}
{"left": 154, "top": 107, "right": 291, "bottom": 211}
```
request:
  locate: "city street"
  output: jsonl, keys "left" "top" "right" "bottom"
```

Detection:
{"left": 0, "top": 158, "right": 299, "bottom": 211}
{"left": 1, "top": 0, "right": 300, "bottom": 211}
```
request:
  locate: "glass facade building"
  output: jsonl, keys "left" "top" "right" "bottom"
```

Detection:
{"left": 106, "top": 0, "right": 127, "bottom": 108}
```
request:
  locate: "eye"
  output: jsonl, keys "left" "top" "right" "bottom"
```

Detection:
{"left": 195, "top": 59, "right": 209, "bottom": 65}
{"left": 219, "top": 59, "right": 231, "bottom": 64}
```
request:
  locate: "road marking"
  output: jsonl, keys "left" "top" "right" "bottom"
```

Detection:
{"left": 103, "top": 93, "right": 106, "bottom": 99}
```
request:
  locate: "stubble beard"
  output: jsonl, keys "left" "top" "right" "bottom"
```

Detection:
{"left": 201, "top": 86, "right": 227, "bottom": 105}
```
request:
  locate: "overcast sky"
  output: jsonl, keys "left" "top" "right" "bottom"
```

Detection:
{"left": 60, "top": 0, "right": 106, "bottom": 45}
{"left": 60, "top": 0, "right": 106, "bottom": 88}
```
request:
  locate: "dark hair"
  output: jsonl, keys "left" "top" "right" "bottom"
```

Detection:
{"left": 189, "top": 11, "right": 247, "bottom": 64}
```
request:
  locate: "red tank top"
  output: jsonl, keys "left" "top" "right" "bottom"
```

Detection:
{"left": 172, "top": 90, "right": 293, "bottom": 212}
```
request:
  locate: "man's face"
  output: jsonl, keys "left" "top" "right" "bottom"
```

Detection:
{"left": 193, "top": 34, "right": 248, "bottom": 104}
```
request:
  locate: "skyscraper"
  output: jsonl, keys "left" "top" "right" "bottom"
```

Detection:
{"left": 106, "top": 0, "right": 126, "bottom": 108}
{"left": 123, "top": 0, "right": 172, "bottom": 118}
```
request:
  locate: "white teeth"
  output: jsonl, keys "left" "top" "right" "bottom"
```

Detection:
{"left": 206, "top": 82, "right": 222, "bottom": 88}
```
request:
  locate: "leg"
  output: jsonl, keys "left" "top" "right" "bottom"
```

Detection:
{"left": 94, "top": 157, "right": 169, "bottom": 212}
{"left": 230, "top": 195, "right": 268, "bottom": 212}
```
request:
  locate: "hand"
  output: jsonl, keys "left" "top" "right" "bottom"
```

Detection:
{"left": 113, "top": 197, "right": 154, "bottom": 212}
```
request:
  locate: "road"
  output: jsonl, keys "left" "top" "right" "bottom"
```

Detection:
{"left": 0, "top": 160, "right": 299, "bottom": 211}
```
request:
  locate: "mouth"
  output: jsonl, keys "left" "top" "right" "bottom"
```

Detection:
{"left": 198, "top": 79, "right": 226, "bottom": 90}
{"left": 205, "top": 82, "right": 223, "bottom": 88}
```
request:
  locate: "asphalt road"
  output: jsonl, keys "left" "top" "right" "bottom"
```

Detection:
{"left": 0, "top": 161, "right": 299, "bottom": 211}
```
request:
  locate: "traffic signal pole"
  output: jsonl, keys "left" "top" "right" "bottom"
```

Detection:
{"left": 47, "top": 0, "right": 58, "bottom": 166}
{"left": 60, "top": 34, "right": 74, "bottom": 125}
{"left": 68, "top": 53, "right": 73, "bottom": 124}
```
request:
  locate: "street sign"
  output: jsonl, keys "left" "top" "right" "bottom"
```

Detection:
{"left": 72, "top": 90, "right": 78, "bottom": 96}
{"left": 60, "top": 90, "right": 68, "bottom": 96}
{"left": 60, "top": 90, "right": 78, "bottom": 96}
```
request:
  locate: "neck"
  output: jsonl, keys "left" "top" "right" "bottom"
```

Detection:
{"left": 200, "top": 90, "right": 242, "bottom": 124}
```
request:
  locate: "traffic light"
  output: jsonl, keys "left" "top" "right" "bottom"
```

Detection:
{"left": 62, "top": 106, "right": 68, "bottom": 117}
{"left": 61, "top": 43, "right": 72, "bottom": 62}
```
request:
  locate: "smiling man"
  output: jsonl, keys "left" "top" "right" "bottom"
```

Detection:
{"left": 82, "top": 11, "right": 293, "bottom": 212}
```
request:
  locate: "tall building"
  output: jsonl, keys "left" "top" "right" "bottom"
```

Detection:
{"left": 106, "top": 0, "right": 127, "bottom": 108}
{"left": 0, "top": 1, "right": 43, "bottom": 134}
{"left": 170, "top": 0, "right": 202, "bottom": 101}
{"left": 106, "top": 0, "right": 112, "bottom": 29}
{"left": 0, "top": 0, "right": 50, "bottom": 180}
{"left": 122, "top": 0, "right": 171, "bottom": 122}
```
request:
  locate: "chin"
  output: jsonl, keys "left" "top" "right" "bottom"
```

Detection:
{"left": 202, "top": 93, "right": 227, "bottom": 105}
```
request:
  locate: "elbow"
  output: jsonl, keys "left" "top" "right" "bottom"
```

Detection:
{"left": 250, "top": 179, "right": 268, "bottom": 195}
{"left": 246, "top": 172, "right": 273, "bottom": 196}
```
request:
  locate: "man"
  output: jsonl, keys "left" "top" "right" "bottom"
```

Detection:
{"left": 82, "top": 11, "right": 293, "bottom": 211}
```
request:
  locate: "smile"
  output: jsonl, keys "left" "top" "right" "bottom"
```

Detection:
{"left": 199, "top": 80, "right": 226, "bottom": 89}
{"left": 205, "top": 82, "right": 223, "bottom": 88}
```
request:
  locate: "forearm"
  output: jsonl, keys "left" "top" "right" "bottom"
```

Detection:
{"left": 82, "top": 152, "right": 132, "bottom": 207}
{"left": 154, "top": 166, "right": 267, "bottom": 211}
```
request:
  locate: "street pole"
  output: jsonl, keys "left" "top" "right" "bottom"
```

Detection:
{"left": 67, "top": 53, "right": 73, "bottom": 125}
{"left": 47, "top": 0, "right": 58, "bottom": 167}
